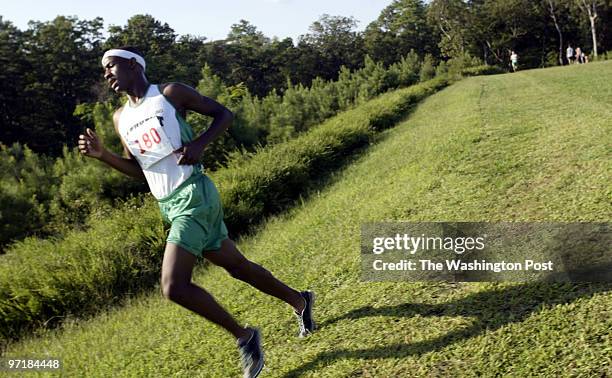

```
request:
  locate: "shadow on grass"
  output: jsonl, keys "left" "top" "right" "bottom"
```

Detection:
{"left": 283, "top": 278, "right": 612, "bottom": 377}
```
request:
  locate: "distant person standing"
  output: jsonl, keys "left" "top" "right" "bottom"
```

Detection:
{"left": 566, "top": 45, "right": 575, "bottom": 65}
{"left": 510, "top": 51, "right": 518, "bottom": 72}
{"left": 576, "top": 47, "right": 583, "bottom": 64}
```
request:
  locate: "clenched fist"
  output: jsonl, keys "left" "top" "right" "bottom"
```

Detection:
{"left": 78, "top": 128, "right": 104, "bottom": 159}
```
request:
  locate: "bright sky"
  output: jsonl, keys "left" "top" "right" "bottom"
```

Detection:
{"left": 1, "top": 0, "right": 392, "bottom": 42}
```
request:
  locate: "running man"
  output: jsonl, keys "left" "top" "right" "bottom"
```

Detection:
{"left": 566, "top": 44, "right": 574, "bottom": 65}
{"left": 78, "top": 46, "right": 315, "bottom": 378}
{"left": 510, "top": 50, "right": 518, "bottom": 72}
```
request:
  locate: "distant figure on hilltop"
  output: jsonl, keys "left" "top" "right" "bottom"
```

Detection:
{"left": 510, "top": 51, "right": 519, "bottom": 72}
{"left": 581, "top": 51, "right": 589, "bottom": 64}
{"left": 576, "top": 47, "right": 584, "bottom": 64}
{"left": 78, "top": 46, "right": 317, "bottom": 378}
{"left": 566, "top": 45, "right": 575, "bottom": 65}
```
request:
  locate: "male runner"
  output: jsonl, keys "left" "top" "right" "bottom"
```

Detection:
{"left": 510, "top": 50, "right": 518, "bottom": 72}
{"left": 566, "top": 44, "right": 575, "bottom": 64}
{"left": 78, "top": 46, "right": 315, "bottom": 378}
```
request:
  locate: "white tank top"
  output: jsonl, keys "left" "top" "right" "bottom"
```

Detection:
{"left": 117, "top": 84, "right": 197, "bottom": 199}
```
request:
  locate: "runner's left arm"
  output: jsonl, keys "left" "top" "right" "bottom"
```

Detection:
{"left": 161, "top": 83, "right": 234, "bottom": 165}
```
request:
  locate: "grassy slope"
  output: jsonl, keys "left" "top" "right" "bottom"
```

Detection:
{"left": 5, "top": 62, "right": 611, "bottom": 377}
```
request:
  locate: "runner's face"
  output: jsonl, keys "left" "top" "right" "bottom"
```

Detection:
{"left": 103, "top": 56, "right": 133, "bottom": 93}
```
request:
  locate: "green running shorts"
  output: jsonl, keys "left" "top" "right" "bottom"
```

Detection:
{"left": 158, "top": 173, "right": 228, "bottom": 257}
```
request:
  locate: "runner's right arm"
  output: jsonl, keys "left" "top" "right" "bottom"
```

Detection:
{"left": 78, "top": 108, "right": 146, "bottom": 180}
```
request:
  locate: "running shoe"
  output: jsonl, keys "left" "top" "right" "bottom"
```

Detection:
{"left": 294, "top": 290, "right": 316, "bottom": 337}
{"left": 238, "top": 327, "right": 264, "bottom": 378}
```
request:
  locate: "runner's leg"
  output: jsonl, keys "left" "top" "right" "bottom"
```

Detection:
{"left": 204, "top": 238, "right": 305, "bottom": 313}
{"left": 161, "top": 242, "right": 250, "bottom": 341}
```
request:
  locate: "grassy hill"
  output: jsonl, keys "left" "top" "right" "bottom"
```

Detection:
{"left": 4, "top": 61, "right": 611, "bottom": 377}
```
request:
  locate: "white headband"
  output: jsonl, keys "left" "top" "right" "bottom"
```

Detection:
{"left": 102, "top": 49, "right": 146, "bottom": 71}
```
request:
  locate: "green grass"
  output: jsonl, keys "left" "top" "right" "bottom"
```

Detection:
{"left": 3, "top": 62, "right": 611, "bottom": 377}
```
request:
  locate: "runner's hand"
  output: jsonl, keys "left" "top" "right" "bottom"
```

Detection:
{"left": 78, "top": 128, "right": 104, "bottom": 159}
{"left": 174, "top": 140, "right": 204, "bottom": 165}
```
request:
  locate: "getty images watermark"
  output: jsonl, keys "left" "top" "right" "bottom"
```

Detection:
{"left": 361, "top": 222, "right": 611, "bottom": 282}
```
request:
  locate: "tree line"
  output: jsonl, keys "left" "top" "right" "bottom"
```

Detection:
{"left": 0, "top": 0, "right": 610, "bottom": 156}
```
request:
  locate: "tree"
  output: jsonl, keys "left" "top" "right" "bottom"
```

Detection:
{"left": 427, "top": 0, "right": 472, "bottom": 58}
{"left": 545, "top": 0, "right": 565, "bottom": 65}
{"left": 0, "top": 17, "right": 27, "bottom": 146}
{"left": 223, "top": 20, "right": 271, "bottom": 96}
{"left": 364, "top": 0, "right": 436, "bottom": 65}
{"left": 173, "top": 34, "right": 208, "bottom": 87}
{"left": 18, "top": 16, "right": 104, "bottom": 154}
{"left": 266, "top": 37, "right": 300, "bottom": 90}
{"left": 291, "top": 40, "right": 322, "bottom": 86}
{"left": 470, "top": 0, "right": 548, "bottom": 67}
{"left": 576, "top": 0, "right": 602, "bottom": 57}
{"left": 227, "top": 19, "right": 269, "bottom": 46}
{"left": 299, "top": 14, "right": 365, "bottom": 80}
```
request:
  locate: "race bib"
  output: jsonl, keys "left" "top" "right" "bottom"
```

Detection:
{"left": 125, "top": 114, "right": 176, "bottom": 169}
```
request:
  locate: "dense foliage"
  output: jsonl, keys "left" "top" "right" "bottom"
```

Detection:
{"left": 1, "top": 1, "right": 610, "bottom": 155}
